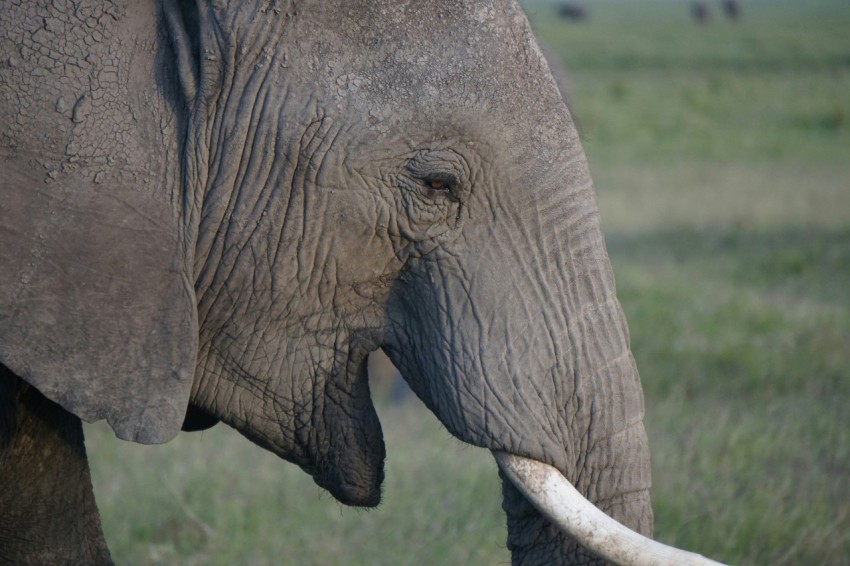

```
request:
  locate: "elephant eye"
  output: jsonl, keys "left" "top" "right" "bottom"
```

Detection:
{"left": 420, "top": 175, "right": 458, "bottom": 200}
{"left": 405, "top": 150, "right": 466, "bottom": 202}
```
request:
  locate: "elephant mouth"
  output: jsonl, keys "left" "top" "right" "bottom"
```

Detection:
{"left": 311, "top": 348, "right": 725, "bottom": 563}
{"left": 493, "top": 452, "right": 725, "bottom": 566}
{"left": 308, "top": 341, "right": 386, "bottom": 507}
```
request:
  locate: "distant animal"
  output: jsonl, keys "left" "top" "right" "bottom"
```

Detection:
{"left": 721, "top": 0, "right": 740, "bottom": 20}
{"left": 692, "top": 1, "right": 710, "bottom": 24}
{"left": 556, "top": 2, "right": 587, "bottom": 22}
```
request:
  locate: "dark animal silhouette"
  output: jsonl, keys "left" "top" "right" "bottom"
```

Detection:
{"left": 556, "top": 3, "right": 587, "bottom": 22}
{"left": 692, "top": 1, "right": 710, "bottom": 24}
{"left": 721, "top": 0, "right": 740, "bottom": 20}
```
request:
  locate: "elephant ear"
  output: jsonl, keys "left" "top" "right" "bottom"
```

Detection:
{"left": 0, "top": 167, "right": 198, "bottom": 444}
{"left": 0, "top": 4, "right": 201, "bottom": 445}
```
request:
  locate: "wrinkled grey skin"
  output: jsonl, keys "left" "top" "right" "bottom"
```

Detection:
{"left": 0, "top": 1, "right": 652, "bottom": 563}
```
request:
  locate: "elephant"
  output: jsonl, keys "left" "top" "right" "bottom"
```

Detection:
{"left": 0, "top": 1, "right": 723, "bottom": 564}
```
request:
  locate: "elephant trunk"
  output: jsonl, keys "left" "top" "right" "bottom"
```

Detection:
{"left": 470, "top": 155, "right": 658, "bottom": 562}
{"left": 495, "top": 346, "right": 655, "bottom": 565}
{"left": 388, "top": 150, "right": 664, "bottom": 561}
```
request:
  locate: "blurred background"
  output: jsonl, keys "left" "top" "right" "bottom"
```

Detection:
{"left": 86, "top": 1, "right": 850, "bottom": 564}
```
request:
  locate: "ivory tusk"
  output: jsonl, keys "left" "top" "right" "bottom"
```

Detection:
{"left": 493, "top": 451, "right": 726, "bottom": 566}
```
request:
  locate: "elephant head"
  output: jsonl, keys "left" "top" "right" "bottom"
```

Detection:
{"left": 0, "top": 1, "right": 720, "bottom": 563}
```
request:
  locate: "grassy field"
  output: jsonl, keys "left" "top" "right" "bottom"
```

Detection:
{"left": 86, "top": 1, "right": 850, "bottom": 564}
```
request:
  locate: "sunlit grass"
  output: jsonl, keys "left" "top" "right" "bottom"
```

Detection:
{"left": 594, "top": 162, "right": 850, "bottom": 232}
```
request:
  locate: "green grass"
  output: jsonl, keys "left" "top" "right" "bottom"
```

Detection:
{"left": 86, "top": 1, "right": 850, "bottom": 564}
{"left": 526, "top": 0, "right": 850, "bottom": 163}
{"left": 86, "top": 404, "right": 509, "bottom": 566}
{"left": 528, "top": 1, "right": 850, "bottom": 562}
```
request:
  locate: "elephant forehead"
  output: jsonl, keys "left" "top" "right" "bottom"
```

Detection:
{"left": 289, "top": 0, "right": 570, "bottom": 139}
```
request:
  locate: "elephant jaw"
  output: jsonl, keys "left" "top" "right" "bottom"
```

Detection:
{"left": 309, "top": 351, "right": 386, "bottom": 507}
{"left": 493, "top": 452, "right": 726, "bottom": 566}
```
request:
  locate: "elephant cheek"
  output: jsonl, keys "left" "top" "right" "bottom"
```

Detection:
{"left": 312, "top": 358, "right": 386, "bottom": 507}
